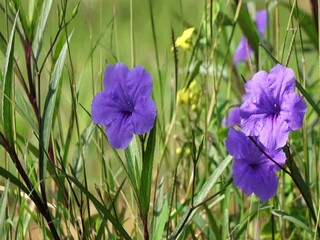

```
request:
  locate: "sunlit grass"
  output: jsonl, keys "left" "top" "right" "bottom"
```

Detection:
{"left": 0, "top": 0, "right": 319, "bottom": 239}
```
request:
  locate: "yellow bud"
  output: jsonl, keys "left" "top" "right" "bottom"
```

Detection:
{"left": 185, "top": 148, "right": 191, "bottom": 157}
{"left": 177, "top": 88, "right": 189, "bottom": 105}
{"left": 174, "top": 27, "right": 195, "bottom": 51}
{"left": 191, "top": 104, "right": 197, "bottom": 111}
{"left": 176, "top": 147, "right": 182, "bottom": 156}
{"left": 189, "top": 80, "right": 197, "bottom": 89}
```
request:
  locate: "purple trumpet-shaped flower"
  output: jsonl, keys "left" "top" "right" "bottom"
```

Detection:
{"left": 233, "top": 10, "right": 268, "bottom": 64}
{"left": 226, "top": 128, "right": 286, "bottom": 201}
{"left": 222, "top": 107, "right": 241, "bottom": 128}
{"left": 91, "top": 63, "right": 157, "bottom": 149}
{"left": 240, "top": 64, "right": 307, "bottom": 149}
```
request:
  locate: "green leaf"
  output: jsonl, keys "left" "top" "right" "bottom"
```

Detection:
{"left": 124, "top": 136, "right": 141, "bottom": 193}
{"left": 32, "top": 0, "right": 53, "bottom": 59}
{"left": 0, "top": 166, "right": 29, "bottom": 194}
{"left": 151, "top": 177, "right": 169, "bottom": 240}
{"left": 281, "top": 2, "right": 318, "bottom": 51}
{"left": 139, "top": 123, "right": 156, "bottom": 218}
{"left": 0, "top": 33, "right": 6, "bottom": 56}
{"left": 10, "top": 1, "right": 30, "bottom": 38}
{"left": 272, "top": 210, "right": 315, "bottom": 236}
{"left": 284, "top": 146, "right": 316, "bottom": 222}
{"left": 71, "top": 122, "right": 95, "bottom": 176}
{"left": 15, "top": 90, "right": 38, "bottom": 131}
{"left": 233, "top": 3, "right": 260, "bottom": 55}
{"left": 170, "top": 155, "right": 232, "bottom": 239}
{"left": 295, "top": 81, "right": 320, "bottom": 116}
{"left": 0, "top": 179, "right": 10, "bottom": 237}
{"left": 2, "top": 12, "right": 18, "bottom": 147}
{"left": 62, "top": 171, "right": 132, "bottom": 240}
{"left": 194, "top": 155, "right": 232, "bottom": 205}
{"left": 43, "top": 32, "right": 72, "bottom": 151}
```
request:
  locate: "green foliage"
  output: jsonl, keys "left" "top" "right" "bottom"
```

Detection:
{"left": 0, "top": 0, "right": 319, "bottom": 239}
{"left": 2, "top": 12, "right": 17, "bottom": 147}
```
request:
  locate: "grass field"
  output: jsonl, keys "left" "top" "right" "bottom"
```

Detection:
{"left": 0, "top": 0, "right": 319, "bottom": 239}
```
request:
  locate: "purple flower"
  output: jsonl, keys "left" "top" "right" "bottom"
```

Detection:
{"left": 233, "top": 10, "right": 268, "bottom": 64}
{"left": 226, "top": 128, "right": 286, "bottom": 201}
{"left": 240, "top": 64, "right": 307, "bottom": 149}
{"left": 222, "top": 107, "right": 240, "bottom": 128}
{"left": 91, "top": 63, "right": 157, "bottom": 149}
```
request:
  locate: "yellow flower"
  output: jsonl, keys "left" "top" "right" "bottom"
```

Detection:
{"left": 174, "top": 27, "right": 195, "bottom": 50}
{"left": 177, "top": 88, "right": 190, "bottom": 105}
{"left": 185, "top": 148, "right": 191, "bottom": 157}
{"left": 176, "top": 147, "right": 182, "bottom": 156}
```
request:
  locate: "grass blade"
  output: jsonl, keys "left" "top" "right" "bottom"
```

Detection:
{"left": 272, "top": 210, "right": 315, "bottom": 236}
{"left": 0, "top": 166, "right": 29, "bottom": 194}
{"left": 43, "top": 31, "right": 73, "bottom": 151}
{"left": 32, "top": 0, "right": 53, "bottom": 59}
{"left": 170, "top": 155, "right": 232, "bottom": 239}
{"left": 139, "top": 124, "right": 156, "bottom": 218}
{"left": 2, "top": 12, "right": 18, "bottom": 147}
{"left": 62, "top": 171, "right": 132, "bottom": 240}
{"left": 0, "top": 179, "right": 10, "bottom": 238}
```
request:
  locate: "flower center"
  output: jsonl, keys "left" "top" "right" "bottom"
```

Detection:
{"left": 272, "top": 103, "right": 281, "bottom": 115}
{"left": 249, "top": 162, "right": 260, "bottom": 170}
{"left": 125, "top": 101, "right": 134, "bottom": 113}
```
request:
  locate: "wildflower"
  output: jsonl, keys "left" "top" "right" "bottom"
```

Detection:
{"left": 176, "top": 147, "right": 182, "bottom": 156}
{"left": 177, "top": 80, "right": 200, "bottom": 108}
{"left": 177, "top": 88, "right": 190, "bottom": 105}
{"left": 222, "top": 107, "right": 240, "bottom": 128}
{"left": 240, "top": 64, "right": 307, "bottom": 149}
{"left": 233, "top": 10, "right": 268, "bottom": 64}
{"left": 174, "top": 27, "right": 195, "bottom": 50}
{"left": 185, "top": 148, "right": 191, "bottom": 157}
{"left": 91, "top": 63, "right": 157, "bottom": 149}
{"left": 226, "top": 128, "right": 286, "bottom": 201}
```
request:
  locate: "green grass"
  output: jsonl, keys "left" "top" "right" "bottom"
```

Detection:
{"left": 0, "top": 0, "right": 319, "bottom": 239}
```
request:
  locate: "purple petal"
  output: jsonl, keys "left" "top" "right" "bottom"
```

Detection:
{"left": 280, "top": 93, "right": 307, "bottom": 130}
{"left": 258, "top": 115, "right": 289, "bottom": 149}
{"left": 269, "top": 149, "right": 286, "bottom": 170}
{"left": 240, "top": 68, "right": 293, "bottom": 146}
{"left": 104, "top": 63, "right": 130, "bottom": 90}
{"left": 91, "top": 91, "right": 121, "bottom": 125}
{"left": 232, "top": 159, "right": 255, "bottom": 195}
{"left": 105, "top": 112, "right": 134, "bottom": 149}
{"left": 243, "top": 71, "right": 269, "bottom": 98}
{"left": 241, "top": 115, "right": 266, "bottom": 137}
{"left": 240, "top": 72, "right": 272, "bottom": 136}
{"left": 233, "top": 37, "right": 253, "bottom": 65}
{"left": 256, "top": 10, "right": 268, "bottom": 35}
{"left": 222, "top": 107, "right": 241, "bottom": 128}
{"left": 132, "top": 96, "right": 157, "bottom": 134}
{"left": 126, "top": 66, "right": 153, "bottom": 104}
{"left": 267, "top": 64, "right": 296, "bottom": 101}
{"left": 233, "top": 158, "right": 279, "bottom": 201}
{"left": 252, "top": 167, "right": 279, "bottom": 201}
{"left": 226, "top": 128, "right": 247, "bottom": 158}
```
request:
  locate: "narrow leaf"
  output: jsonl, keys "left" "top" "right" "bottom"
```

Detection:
{"left": 0, "top": 179, "right": 10, "bottom": 237}
{"left": 43, "top": 32, "right": 73, "bottom": 151}
{"left": 151, "top": 177, "right": 169, "bottom": 240}
{"left": 2, "top": 13, "right": 18, "bottom": 147}
{"left": 194, "top": 155, "right": 232, "bottom": 205}
{"left": 272, "top": 210, "right": 315, "bottom": 236}
{"left": 32, "top": 0, "right": 53, "bottom": 59}
{"left": 233, "top": 3, "right": 260, "bottom": 55}
{"left": 0, "top": 166, "right": 29, "bottom": 194}
{"left": 139, "top": 123, "right": 156, "bottom": 218}
{"left": 62, "top": 171, "right": 132, "bottom": 240}
{"left": 170, "top": 155, "right": 232, "bottom": 239}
